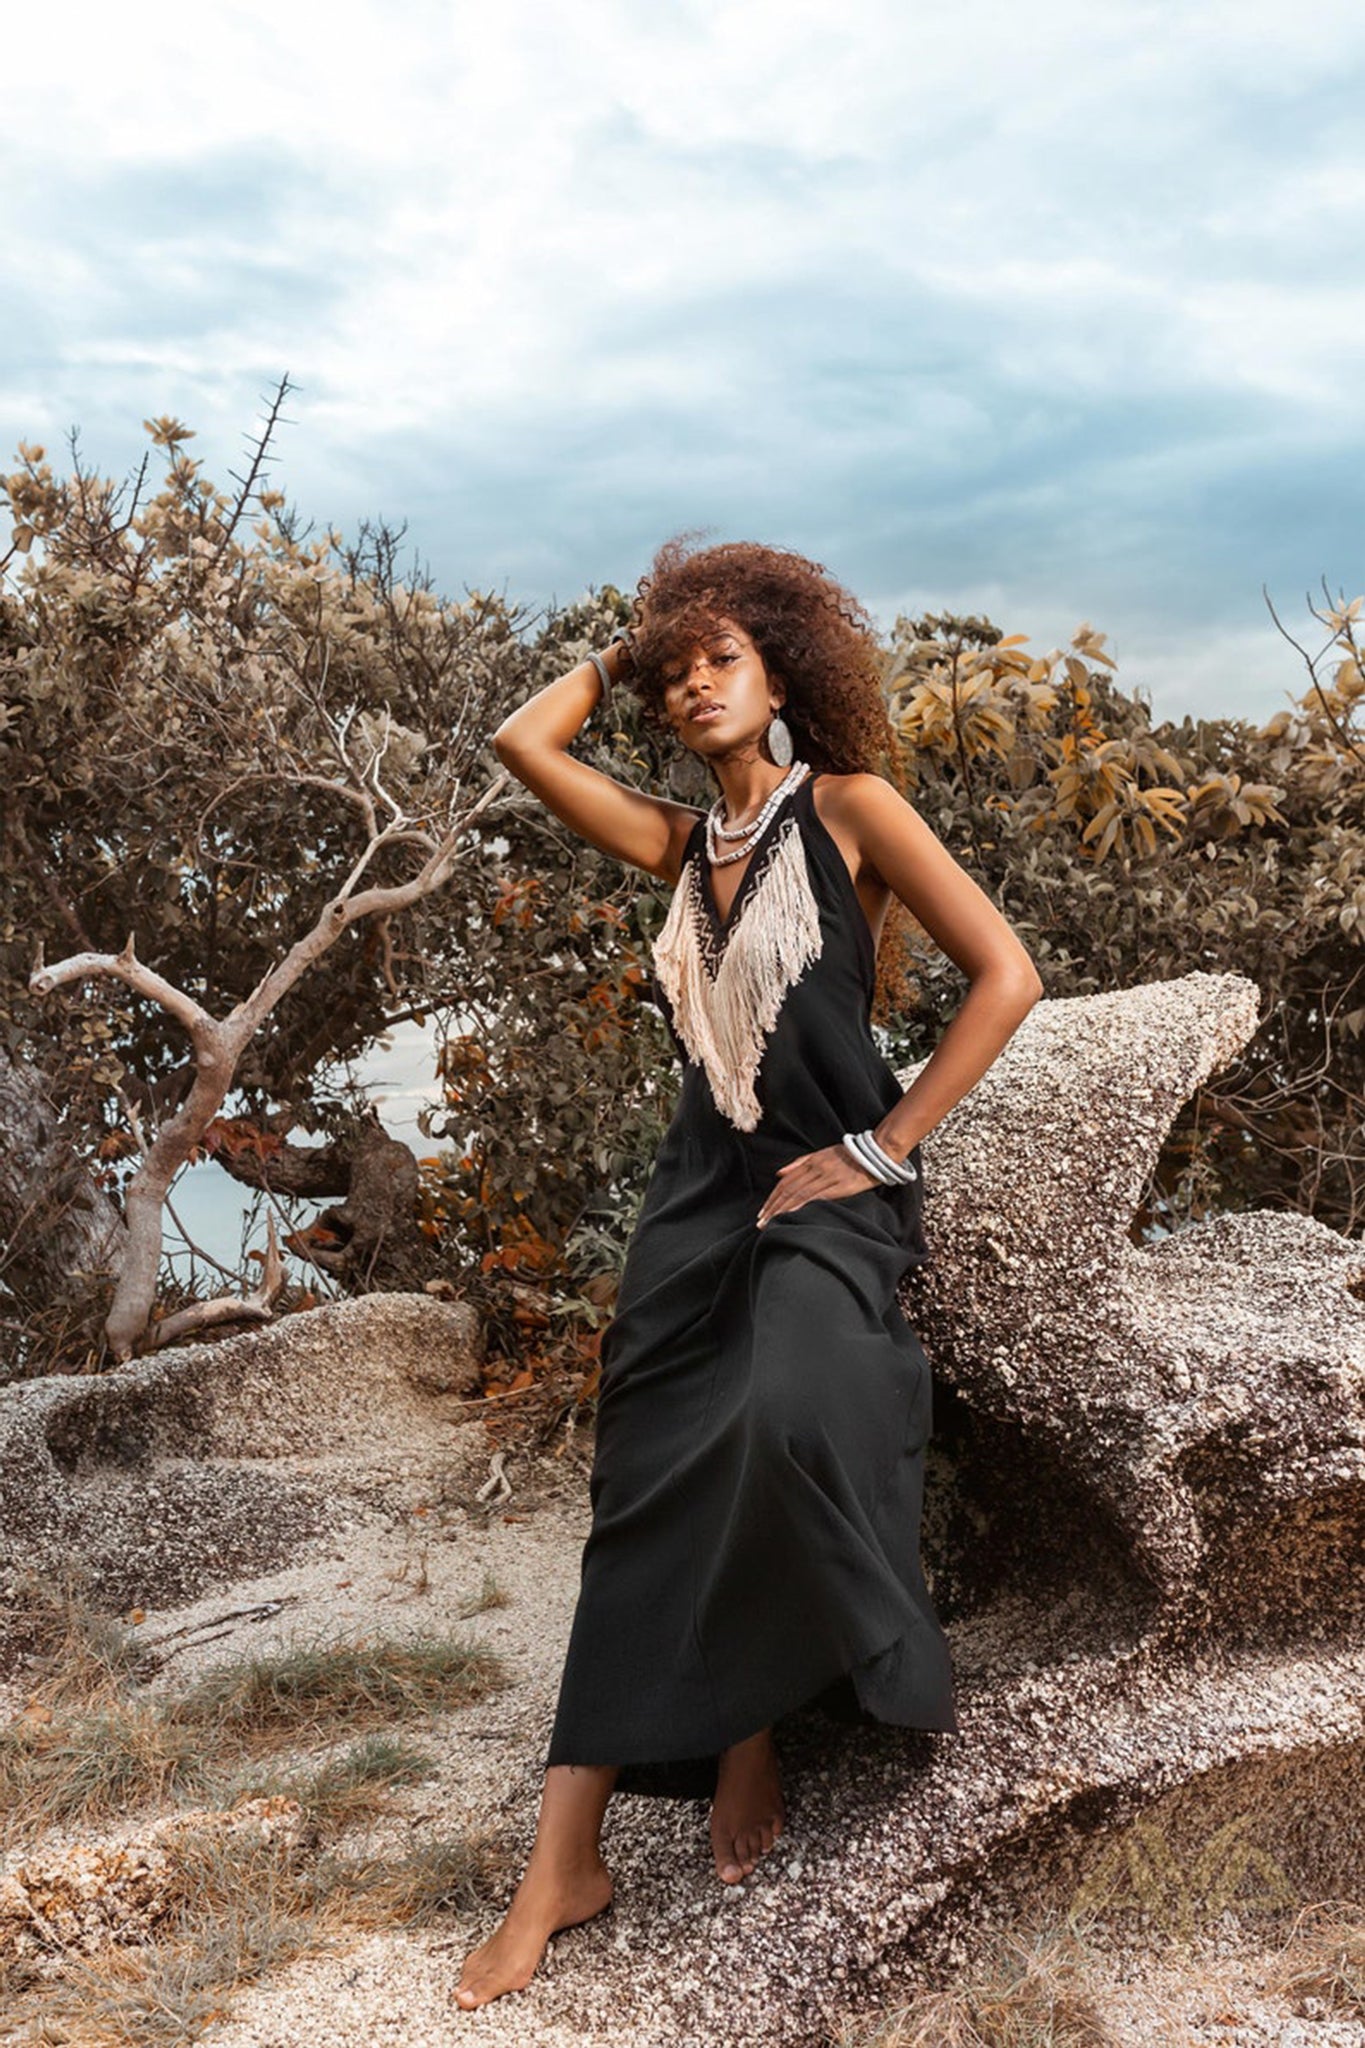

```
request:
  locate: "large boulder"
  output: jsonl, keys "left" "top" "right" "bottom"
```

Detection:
{"left": 0, "top": 1294, "right": 483, "bottom": 1622}
{"left": 899, "top": 968, "right": 1365, "bottom": 1647}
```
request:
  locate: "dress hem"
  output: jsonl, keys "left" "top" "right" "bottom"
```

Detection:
{"left": 542, "top": 1620, "right": 960, "bottom": 1781}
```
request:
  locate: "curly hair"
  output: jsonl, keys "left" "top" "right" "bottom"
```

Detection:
{"left": 626, "top": 536, "right": 898, "bottom": 778}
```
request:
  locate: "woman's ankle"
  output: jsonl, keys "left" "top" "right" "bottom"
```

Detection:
{"left": 522, "top": 1837, "right": 609, "bottom": 1884}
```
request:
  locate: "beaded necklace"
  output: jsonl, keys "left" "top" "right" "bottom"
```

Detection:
{"left": 704, "top": 760, "right": 812, "bottom": 865}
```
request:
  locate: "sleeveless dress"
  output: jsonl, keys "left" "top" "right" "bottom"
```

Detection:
{"left": 544, "top": 771, "right": 959, "bottom": 1798}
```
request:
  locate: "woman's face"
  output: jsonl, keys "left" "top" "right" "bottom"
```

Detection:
{"left": 661, "top": 618, "right": 783, "bottom": 755}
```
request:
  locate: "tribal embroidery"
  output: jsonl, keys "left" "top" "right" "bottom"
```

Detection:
{"left": 651, "top": 811, "right": 823, "bottom": 1131}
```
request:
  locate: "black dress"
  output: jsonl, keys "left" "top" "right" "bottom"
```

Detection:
{"left": 544, "top": 770, "right": 959, "bottom": 1797}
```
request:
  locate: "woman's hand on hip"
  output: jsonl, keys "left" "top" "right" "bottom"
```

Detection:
{"left": 756, "top": 1145, "right": 876, "bottom": 1228}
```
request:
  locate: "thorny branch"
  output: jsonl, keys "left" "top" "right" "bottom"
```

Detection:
{"left": 210, "top": 373, "right": 295, "bottom": 570}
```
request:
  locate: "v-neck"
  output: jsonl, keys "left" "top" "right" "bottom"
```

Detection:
{"left": 697, "top": 784, "right": 801, "bottom": 941}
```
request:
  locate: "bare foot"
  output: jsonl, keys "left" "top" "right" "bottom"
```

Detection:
{"left": 710, "top": 1726, "right": 785, "bottom": 1884}
{"left": 453, "top": 1853, "right": 614, "bottom": 2011}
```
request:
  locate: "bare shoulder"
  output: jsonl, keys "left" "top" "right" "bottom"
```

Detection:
{"left": 811, "top": 770, "right": 917, "bottom": 838}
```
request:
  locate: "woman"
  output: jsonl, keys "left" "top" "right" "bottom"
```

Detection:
{"left": 455, "top": 539, "right": 1042, "bottom": 2012}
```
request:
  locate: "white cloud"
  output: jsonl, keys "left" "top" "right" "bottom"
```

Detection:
{"left": 4, "top": 0, "right": 1364, "bottom": 717}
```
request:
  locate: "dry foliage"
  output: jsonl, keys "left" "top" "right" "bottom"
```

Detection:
{"left": 0, "top": 395, "right": 524, "bottom": 1365}
{"left": 831, "top": 1890, "right": 1365, "bottom": 2048}
{"left": 880, "top": 602, "right": 1365, "bottom": 1237}
{"left": 831, "top": 1914, "right": 1127, "bottom": 2047}
{"left": 1262, "top": 1897, "right": 1365, "bottom": 2019}
{"left": 3, "top": 401, "right": 1361, "bottom": 1388}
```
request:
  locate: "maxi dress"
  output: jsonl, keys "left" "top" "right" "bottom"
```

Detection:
{"left": 544, "top": 770, "right": 959, "bottom": 1798}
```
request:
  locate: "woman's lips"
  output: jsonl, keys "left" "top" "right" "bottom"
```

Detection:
{"left": 689, "top": 704, "right": 724, "bottom": 723}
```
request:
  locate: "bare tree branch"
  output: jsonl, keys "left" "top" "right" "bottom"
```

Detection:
{"left": 30, "top": 935, "right": 214, "bottom": 1040}
{"left": 1263, "top": 584, "right": 1365, "bottom": 771}
{"left": 150, "top": 1214, "right": 287, "bottom": 1349}
{"left": 210, "top": 374, "right": 294, "bottom": 568}
{"left": 28, "top": 766, "right": 510, "bottom": 1359}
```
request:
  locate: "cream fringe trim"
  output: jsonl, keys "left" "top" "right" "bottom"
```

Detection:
{"left": 651, "top": 814, "right": 823, "bottom": 1131}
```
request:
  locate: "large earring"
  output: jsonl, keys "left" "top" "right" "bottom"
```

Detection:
{"left": 765, "top": 710, "right": 793, "bottom": 767}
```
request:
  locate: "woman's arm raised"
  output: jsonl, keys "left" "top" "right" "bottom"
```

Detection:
{"left": 492, "top": 642, "right": 703, "bottom": 884}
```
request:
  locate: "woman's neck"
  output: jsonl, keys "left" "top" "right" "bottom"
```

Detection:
{"left": 712, "top": 761, "right": 794, "bottom": 824}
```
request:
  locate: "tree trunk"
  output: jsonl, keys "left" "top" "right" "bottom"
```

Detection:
{"left": 211, "top": 1119, "right": 422, "bottom": 1283}
{"left": 103, "top": 1028, "right": 236, "bottom": 1363}
{"left": 0, "top": 1047, "right": 126, "bottom": 1373}
{"left": 308, "top": 1122, "right": 421, "bottom": 1281}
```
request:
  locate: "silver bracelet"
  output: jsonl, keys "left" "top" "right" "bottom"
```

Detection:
{"left": 844, "top": 1130, "right": 889, "bottom": 1181}
{"left": 584, "top": 651, "right": 611, "bottom": 697}
{"left": 607, "top": 626, "right": 637, "bottom": 671}
{"left": 841, "top": 1132, "right": 893, "bottom": 1183}
{"left": 841, "top": 1128, "right": 919, "bottom": 1185}
{"left": 863, "top": 1128, "right": 919, "bottom": 1183}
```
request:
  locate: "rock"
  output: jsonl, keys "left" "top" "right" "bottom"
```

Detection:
{"left": 476, "top": 969, "right": 1365, "bottom": 2047}
{"left": 0, "top": 1046, "right": 124, "bottom": 1368}
{"left": 0, "top": 1296, "right": 484, "bottom": 1617}
{"left": 896, "top": 968, "right": 1365, "bottom": 1645}
{"left": 0, "top": 1796, "right": 304, "bottom": 1964}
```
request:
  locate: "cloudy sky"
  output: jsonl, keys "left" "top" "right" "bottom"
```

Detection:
{"left": 5, "top": 0, "right": 1363, "bottom": 724}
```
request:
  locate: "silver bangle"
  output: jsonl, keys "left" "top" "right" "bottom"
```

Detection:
{"left": 584, "top": 651, "right": 611, "bottom": 697}
{"left": 842, "top": 1131, "right": 895, "bottom": 1184}
{"left": 608, "top": 626, "right": 637, "bottom": 671}
{"left": 863, "top": 1129, "right": 919, "bottom": 1183}
{"left": 841, "top": 1128, "right": 918, "bottom": 1185}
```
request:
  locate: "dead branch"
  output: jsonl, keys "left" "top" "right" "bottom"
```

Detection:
{"left": 210, "top": 1137, "right": 352, "bottom": 1199}
{"left": 29, "top": 936, "right": 214, "bottom": 1041}
{"left": 210, "top": 374, "right": 294, "bottom": 569}
{"left": 149, "top": 1214, "right": 286, "bottom": 1350}
{"left": 1263, "top": 584, "right": 1365, "bottom": 771}
{"left": 230, "top": 766, "right": 509, "bottom": 1036}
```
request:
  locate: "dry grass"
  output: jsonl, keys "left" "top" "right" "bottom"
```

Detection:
{"left": 0, "top": 1696, "right": 204, "bottom": 1840}
{"left": 15, "top": 1831, "right": 343, "bottom": 2047}
{"left": 1, "top": 1616, "right": 508, "bottom": 1853}
{"left": 458, "top": 1568, "right": 509, "bottom": 1617}
{"left": 234, "top": 1731, "right": 442, "bottom": 1835}
{"left": 2, "top": 1573, "right": 143, "bottom": 1708}
{"left": 1263, "top": 1897, "right": 1365, "bottom": 2019}
{"left": 833, "top": 1891, "right": 1365, "bottom": 2048}
{"left": 321, "top": 1829, "right": 514, "bottom": 1929}
{"left": 832, "top": 1915, "right": 1125, "bottom": 2048}
{"left": 173, "top": 1633, "right": 505, "bottom": 1743}
{"left": 4, "top": 1818, "right": 516, "bottom": 2047}
{"left": 0, "top": 1603, "right": 516, "bottom": 2045}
